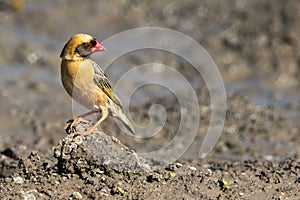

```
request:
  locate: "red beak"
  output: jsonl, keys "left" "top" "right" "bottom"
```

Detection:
{"left": 91, "top": 40, "right": 106, "bottom": 52}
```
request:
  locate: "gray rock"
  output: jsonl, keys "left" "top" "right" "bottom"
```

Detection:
{"left": 54, "top": 120, "right": 150, "bottom": 174}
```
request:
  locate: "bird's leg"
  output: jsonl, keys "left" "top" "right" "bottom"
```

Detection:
{"left": 73, "top": 107, "right": 109, "bottom": 136}
{"left": 68, "top": 110, "right": 96, "bottom": 134}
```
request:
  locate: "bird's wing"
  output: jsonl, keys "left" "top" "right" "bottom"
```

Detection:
{"left": 91, "top": 60, "right": 123, "bottom": 108}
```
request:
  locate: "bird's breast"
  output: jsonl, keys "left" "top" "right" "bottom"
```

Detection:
{"left": 61, "top": 59, "right": 102, "bottom": 110}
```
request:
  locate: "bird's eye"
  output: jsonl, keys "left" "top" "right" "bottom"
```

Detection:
{"left": 90, "top": 40, "right": 97, "bottom": 46}
{"left": 85, "top": 43, "right": 92, "bottom": 48}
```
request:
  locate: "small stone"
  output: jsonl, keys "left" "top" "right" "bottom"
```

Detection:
{"left": 239, "top": 192, "right": 244, "bottom": 196}
{"left": 95, "top": 168, "right": 104, "bottom": 174}
{"left": 52, "top": 173, "right": 58, "bottom": 177}
{"left": 111, "top": 136, "right": 120, "bottom": 143}
{"left": 175, "top": 162, "right": 183, "bottom": 167}
{"left": 13, "top": 176, "right": 24, "bottom": 184}
{"left": 27, "top": 52, "right": 40, "bottom": 64}
{"left": 20, "top": 191, "right": 36, "bottom": 200}
{"left": 99, "top": 189, "right": 108, "bottom": 196}
{"left": 205, "top": 168, "right": 213, "bottom": 176}
{"left": 188, "top": 166, "right": 197, "bottom": 171}
{"left": 72, "top": 192, "right": 83, "bottom": 199}
{"left": 30, "top": 151, "right": 38, "bottom": 156}
{"left": 100, "top": 188, "right": 107, "bottom": 193}
{"left": 63, "top": 143, "right": 76, "bottom": 155}
{"left": 5, "top": 177, "right": 12, "bottom": 183}
{"left": 147, "top": 173, "right": 163, "bottom": 182}
{"left": 74, "top": 136, "right": 83, "bottom": 145}
{"left": 263, "top": 155, "right": 274, "bottom": 161}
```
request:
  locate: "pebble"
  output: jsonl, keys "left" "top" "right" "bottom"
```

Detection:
{"left": 74, "top": 136, "right": 83, "bottom": 145}
{"left": 27, "top": 52, "right": 40, "bottom": 64}
{"left": 188, "top": 166, "right": 197, "bottom": 171}
{"left": 175, "top": 162, "right": 183, "bottom": 167}
{"left": 100, "top": 188, "right": 107, "bottom": 193}
{"left": 205, "top": 169, "right": 213, "bottom": 176}
{"left": 13, "top": 176, "right": 24, "bottom": 184}
{"left": 72, "top": 192, "right": 83, "bottom": 199}
{"left": 263, "top": 155, "right": 274, "bottom": 161}
{"left": 95, "top": 169, "right": 104, "bottom": 174}
{"left": 20, "top": 191, "right": 36, "bottom": 200}
{"left": 100, "top": 192, "right": 109, "bottom": 196}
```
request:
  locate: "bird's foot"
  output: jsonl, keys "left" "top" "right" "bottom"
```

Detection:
{"left": 72, "top": 130, "right": 92, "bottom": 136}
{"left": 65, "top": 118, "right": 92, "bottom": 134}
{"left": 73, "top": 123, "right": 100, "bottom": 136}
{"left": 68, "top": 117, "right": 83, "bottom": 134}
{"left": 71, "top": 124, "right": 100, "bottom": 136}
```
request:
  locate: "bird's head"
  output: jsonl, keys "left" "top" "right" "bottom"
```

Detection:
{"left": 60, "top": 33, "right": 106, "bottom": 61}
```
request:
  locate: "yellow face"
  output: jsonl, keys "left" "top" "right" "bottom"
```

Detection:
{"left": 60, "top": 33, "right": 101, "bottom": 61}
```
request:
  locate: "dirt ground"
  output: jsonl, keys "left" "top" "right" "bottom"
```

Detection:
{"left": 1, "top": 0, "right": 300, "bottom": 199}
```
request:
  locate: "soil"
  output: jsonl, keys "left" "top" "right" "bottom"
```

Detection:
{"left": 1, "top": 0, "right": 300, "bottom": 199}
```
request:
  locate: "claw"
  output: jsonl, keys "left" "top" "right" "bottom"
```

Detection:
{"left": 68, "top": 117, "right": 83, "bottom": 134}
{"left": 67, "top": 118, "right": 92, "bottom": 134}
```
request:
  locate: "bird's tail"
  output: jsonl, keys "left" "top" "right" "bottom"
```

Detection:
{"left": 114, "top": 110, "right": 135, "bottom": 135}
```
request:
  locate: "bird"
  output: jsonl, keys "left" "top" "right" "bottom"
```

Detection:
{"left": 60, "top": 33, "right": 135, "bottom": 135}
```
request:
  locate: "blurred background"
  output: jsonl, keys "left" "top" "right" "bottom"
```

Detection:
{"left": 0, "top": 0, "right": 299, "bottom": 160}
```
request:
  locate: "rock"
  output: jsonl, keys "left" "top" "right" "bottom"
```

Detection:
{"left": 13, "top": 176, "right": 23, "bottom": 184}
{"left": 20, "top": 191, "right": 36, "bottom": 200}
{"left": 71, "top": 192, "right": 83, "bottom": 199}
{"left": 54, "top": 120, "right": 151, "bottom": 174}
{"left": 188, "top": 166, "right": 197, "bottom": 171}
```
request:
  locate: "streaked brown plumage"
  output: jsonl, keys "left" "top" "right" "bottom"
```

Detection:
{"left": 60, "top": 33, "right": 135, "bottom": 135}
